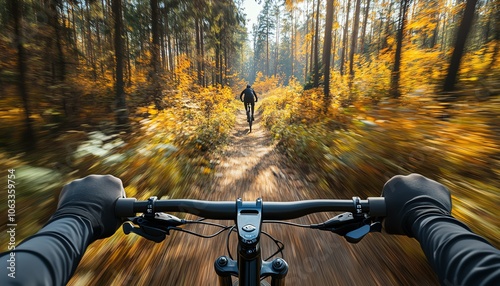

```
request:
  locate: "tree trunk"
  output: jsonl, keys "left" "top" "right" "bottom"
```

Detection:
{"left": 150, "top": 0, "right": 163, "bottom": 110}
{"left": 215, "top": 43, "right": 221, "bottom": 85}
{"left": 9, "top": 0, "right": 36, "bottom": 149}
{"left": 291, "top": 10, "right": 295, "bottom": 79}
{"left": 166, "top": 11, "right": 174, "bottom": 73}
{"left": 195, "top": 17, "right": 202, "bottom": 85}
{"left": 48, "top": 0, "right": 65, "bottom": 82}
{"left": 85, "top": 0, "right": 97, "bottom": 80}
{"left": 266, "top": 20, "right": 270, "bottom": 77}
{"left": 160, "top": 9, "right": 166, "bottom": 70}
{"left": 442, "top": 0, "right": 478, "bottom": 92}
{"left": 274, "top": 5, "right": 280, "bottom": 77}
{"left": 487, "top": 0, "right": 499, "bottom": 71}
{"left": 380, "top": 0, "right": 393, "bottom": 51}
{"left": 112, "top": 0, "right": 129, "bottom": 127}
{"left": 340, "top": 0, "right": 351, "bottom": 76}
{"left": 71, "top": 4, "right": 78, "bottom": 56}
{"left": 201, "top": 22, "right": 206, "bottom": 87}
{"left": 126, "top": 27, "right": 132, "bottom": 86}
{"left": 390, "top": 0, "right": 410, "bottom": 99}
{"left": 308, "top": 0, "right": 314, "bottom": 79}
{"left": 360, "top": 0, "right": 371, "bottom": 54}
{"left": 312, "top": 0, "right": 320, "bottom": 87}
{"left": 304, "top": 0, "right": 310, "bottom": 82}
{"left": 151, "top": 0, "right": 160, "bottom": 72}
{"left": 429, "top": 1, "right": 440, "bottom": 49}
{"left": 323, "top": 0, "right": 335, "bottom": 101}
{"left": 349, "top": 0, "right": 362, "bottom": 80}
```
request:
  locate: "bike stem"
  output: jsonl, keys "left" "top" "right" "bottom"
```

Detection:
{"left": 214, "top": 198, "right": 288, "bottom": 286}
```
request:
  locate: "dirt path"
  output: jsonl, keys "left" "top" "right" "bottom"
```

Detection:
{"left": 208, "top": 108, "right": 311, "bottom": 200}
{"left": 138, "top": 107, "right": 439, "bottom": 285}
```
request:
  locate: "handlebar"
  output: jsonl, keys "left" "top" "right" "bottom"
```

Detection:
{"left": 117, "top": 196, "right": 387, "bottom": 284}
{"left": 115, "top": 197, "right": 386, "bottom": 219}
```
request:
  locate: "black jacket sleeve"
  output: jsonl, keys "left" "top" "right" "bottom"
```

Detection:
{"left": 412, "top": 213, "right": 500, "bottom": 286}
{"left": 252, "top": 89, "right": 258, "bottom": 101}
{"left": 0, "top": 216, "right": 94, "bottom": 286}
{"left": 240, "top": 90, "right": 244, "bottom": 101}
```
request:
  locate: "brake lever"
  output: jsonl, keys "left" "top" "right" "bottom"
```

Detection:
{"left": 312, "top": 212, "right": 362, "bottom": 233}
{"left": 312, "top": 212, "right": 382, "bottom": 244}
{"left": 122, "top": 213, "right": 185, "bottom": 243}
{"left": 344, "top": 221, "right": 382, "bottom": 243}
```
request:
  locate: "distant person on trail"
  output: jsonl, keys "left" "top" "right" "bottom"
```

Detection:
{"left": 240, "top": 84, "right": 258, "bottom": 121}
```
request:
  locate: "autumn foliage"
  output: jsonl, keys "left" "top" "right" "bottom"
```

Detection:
{"left": 0, "top": 0, "right": 498, "bottom": 284}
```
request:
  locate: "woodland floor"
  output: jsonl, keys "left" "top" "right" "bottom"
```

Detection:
{"left": 106, "top": 106, "right": 441, "bottom": 285}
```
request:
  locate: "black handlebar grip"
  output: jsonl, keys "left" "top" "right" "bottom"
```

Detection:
{"left": 367, "top": 197, "right": 386, "bottom": 217}
{"left": 116, "top": 198, "right": 137, "bottom": 217}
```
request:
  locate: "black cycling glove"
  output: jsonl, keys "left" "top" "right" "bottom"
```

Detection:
{"left": 47, "top": 175, "right": 126, "bottom": 240}
{"left": 382, "top": 174, "right": 452, "bottom": 237}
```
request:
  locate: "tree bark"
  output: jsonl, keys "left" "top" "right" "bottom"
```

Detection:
{"left": 442, "top": 0, "right": 478, "bottom": 92}
{"left": 304, "top": 0, "right": 310, "bottom": 82}
{"left": 349, "top": 0, "right": 362, "bottom": 80}
{"left": 390, "top": 0, "right": 410, "bottom": 99}
{"left": 323, "top": 0, "right": 335, "bottom": 101}
{"left": 274, "top": 4, "right": 280, "bottom": 77}
{"left": 151, "top": 0, "right": 160, "bottom": 72}
{"left": 150, "top": 0, "right": 163, "bottom": 109}
{"left": 340, "top": 0, "right": 351, "bottom": 76}
{"left": 360, "top": 0, "right": 371, "bottom": 54}
{"left": 312, "top": 0, "right": 321, "bottom": 87}
{"left": 195, "top": 17, "right": 202, "bottom": 85}
{"left": 9, "top": 0, "right": 36, "bottom": 149}
{"left": 112, "top": 0, "right": 129, "bottom": 127}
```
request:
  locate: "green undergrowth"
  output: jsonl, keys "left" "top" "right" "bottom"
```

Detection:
{"left": 260, "top": 86, "right": 499, "bottom": 247}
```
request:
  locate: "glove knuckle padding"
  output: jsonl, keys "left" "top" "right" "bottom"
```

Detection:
{"left": 383, "top": 174, "right": 451, "bottom": 236}
{"left": 52, "top": 175, "right": 125, "bottom": 239}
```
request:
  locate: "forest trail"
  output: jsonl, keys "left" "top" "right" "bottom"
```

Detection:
{"left": 207, "top": 106, "right": 311, "bottom": 201}
{"left": 134, "top": 106, "right": 440, "bottom": 285}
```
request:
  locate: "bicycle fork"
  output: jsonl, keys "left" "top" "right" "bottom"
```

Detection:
{"left": 214, "top": 198, "right": 289, "bottom": 286}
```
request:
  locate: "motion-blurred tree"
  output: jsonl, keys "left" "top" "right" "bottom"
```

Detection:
{"left": 322, "top": 0, "right": 334, "bottom": 101}
{"left": 390, "top": 0, "right": 411, "bottom": 99}
{"left": 8, "top": 0, "right": 36, "bottom": 149}
{"left": 349, "top": 0, "right": 362, "bottom": 87}
{"left": 339, "top": 0, "right": 351, "bottom": 76}
{"left": 150, "top": 0, "right": 163, "bottom": 109}
{"left": 443, "top": 0, "right": 478, "bottom": 93}
{"left": 112, "top": 0, "right": 129, "bottom": 127}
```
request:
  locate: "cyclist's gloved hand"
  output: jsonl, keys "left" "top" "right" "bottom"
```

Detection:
{"left": 47, "top": 175, "right": 126, "bottom": 240}
{"left": 382, "top": 173, "right": 451, "bottom": 237}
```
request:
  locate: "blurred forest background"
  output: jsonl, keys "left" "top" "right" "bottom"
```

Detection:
{"left": 0, "top": 0, "right": 498, "bottom": 284}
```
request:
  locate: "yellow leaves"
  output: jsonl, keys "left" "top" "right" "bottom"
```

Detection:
{"left": 459, "top": 44, "right": 497, "bottom": 83}
{"left": 260, "top": 83, "right": 499, "bottom": 243}
{"left": 175, "top": 55, "right": 195, "bottom": 91}
{"left": 201, "top": 167, "right": 212, "bottom": 175}
{"left": 124, "top": 185, "right": 139, "bottom": 198}
{"left": 401, "top": 42, "right": 444, "bottom": 86}
{"left": 252, "top": 73, "right": 282, "bottom": 95}
{"left": 386, "top": 36, "right": 395, "bottom": 47}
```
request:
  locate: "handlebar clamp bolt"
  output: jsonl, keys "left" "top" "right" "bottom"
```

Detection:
{"left": 272, "top": 258, "right": 285, "bottom": 271}
{"left": 217, "top": 256, "right": 228, "bottom": 266}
